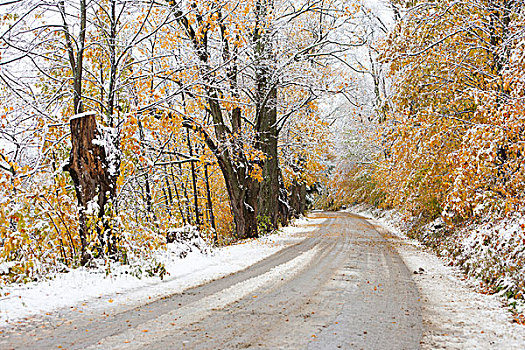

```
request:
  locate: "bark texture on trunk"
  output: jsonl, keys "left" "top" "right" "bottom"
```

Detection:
{"left": 182, "top": 118, "right": 260, "bottom": 239}
{"left": 253, "top": 0, "right": 285, "bottom": 232}
{"left": 170, "top": 0, "right": 280, "bottom": 239}
{"left": 256, "top": 87, "right": 283, "bottom": 232}
{"left": 214, "top": 149, "right": 259, "bottom": 239}
{"left": 65, "top": 113, "right": 118, "bottom": 264}
{"left": 288, "top": 180, "right": 307, "bottom": 218}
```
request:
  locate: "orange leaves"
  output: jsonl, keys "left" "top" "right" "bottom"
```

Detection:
{"left": 366, "top": 0, "right": 525, "bottom": 222}
{"left": 248, "top": 164, "right": 263, "bottom": 183}
{"left": 512, "top": 314, "right": 525, "bottom": 325}
{"left": 0, "top": 168, "right": 80, "bottom": 283}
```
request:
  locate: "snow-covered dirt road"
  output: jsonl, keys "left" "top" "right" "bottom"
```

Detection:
{"left": 0, "top": 212, "right": 423, "bottom": 349}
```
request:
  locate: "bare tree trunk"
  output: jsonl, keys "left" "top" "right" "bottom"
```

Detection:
{"left": 65, "top": 113, "right": 118, "bottom": 264}
{"left": 169, "top": 154, "right": 187, "bottom": 225}
{"left": 162, "top": 186, "right": 171, "bottom": 216}
{"left": 178, "top": 162, "right": 192, "bottom": 224}
{"left": 186, "top": 129, "right": 201, "bottom": 226}
{"left": 254, "top": 0, "right": 286, "bottom": 231}
{"left": 204, "top": 163, "right": 217, "bottom": 238}
{"left": 137, "top": 120, "right": 156, "bottom": 222}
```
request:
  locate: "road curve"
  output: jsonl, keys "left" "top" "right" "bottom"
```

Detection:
{"left": 1, "top": 212, "right": 422, "bottom": 349}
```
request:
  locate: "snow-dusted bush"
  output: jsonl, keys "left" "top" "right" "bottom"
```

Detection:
{"left": 165, "top": 225, "right": 212, "bottom": 259}
{"left": 453, "top": 217, "right": 525, "bottom": 311}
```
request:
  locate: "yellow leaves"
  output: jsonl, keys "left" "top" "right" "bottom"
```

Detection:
{"left": 306, "top": 101, "right": 318, "bottom": 112}
{"left": 370, "top": 0, "right": 525, "bottom": 221}
{"left": 248, "top": 164, "right": 263, "bottom": 183}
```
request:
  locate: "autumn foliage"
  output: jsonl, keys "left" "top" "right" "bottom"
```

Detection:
{"left": 376, "top": 0, "right": 525, "bottom": 223}
{"left": 0, "top": 0, "right": 344, "bottom": 283}
{"left": 328, "top": 0, "right": 525, "bottom": 308}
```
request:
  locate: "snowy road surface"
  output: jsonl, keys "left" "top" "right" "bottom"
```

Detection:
{"left": 0, "top": 212, "right": 423, "bottom": 349}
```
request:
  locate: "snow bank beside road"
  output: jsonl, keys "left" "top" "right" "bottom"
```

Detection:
{"left": 355, "top": 204, "right": 525, "bottom": 319}
{"left": 394, "top": 240, "right": 525, "bottom": 349}
{"left": 0, "top": 217, "right": 321, "bottom": 326}
{"left": 353, "top": 207, "right": 525, "bottom": 349}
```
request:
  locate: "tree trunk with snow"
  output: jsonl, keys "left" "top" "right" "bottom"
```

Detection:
{"left": 254, "top": 0, "right": 288, "bottom": 232}
{"left": 224, "top": 170, "right": 259, "bottom": 240}
{"left": 256, "top": 93, "right": 284, "bottom": 231}
{"left": 65, "top": 113, "right": 119, "bottom": 264}
{"left": 182, "top": 117, "right": 260, "bottom": 239}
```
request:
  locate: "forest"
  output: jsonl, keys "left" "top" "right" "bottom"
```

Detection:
{"left": 0, "top": 0, "right": 524, "bottom": 315}
{"left": 0, "top": 0, "right": 354, "bottom": 282}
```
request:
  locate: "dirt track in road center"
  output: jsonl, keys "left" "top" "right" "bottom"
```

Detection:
{"left": 1, "top": 212, "right": 422, "bottom": 349}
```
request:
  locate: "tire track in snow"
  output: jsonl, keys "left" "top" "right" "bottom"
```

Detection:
{"left": 86, "top": 246, "right": 321, "bottom": 349}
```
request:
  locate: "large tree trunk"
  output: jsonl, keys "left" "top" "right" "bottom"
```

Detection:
{"left": 254, "top": 0, "right": 285, "bottom": 232}
{"left": 170, "top": 0, "right": 274, "bottom": 239}
{"left": 256, "top": 88, "right": 282, "bottom": 232}
{"left": 204, "top": 163, "right": 217, "bottom": 235}
{"left": 229, "top": 179, "right": 259, "bottom": 239}
{"left": 186, "top": 129, "right": 201, "bottom": 226}
{"left": 214, "top": 153, "right": 259, "bottom": 239}
{"left": 65, "top": 113, "right": 118, "bottom": 264}
{"left": 182, "top": 118, "right": 259, "bottom": 239}
{"left": 288, "top": 180, "right": 307, "bottom": 218}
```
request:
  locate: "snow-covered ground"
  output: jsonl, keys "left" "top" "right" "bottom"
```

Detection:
{"left": 3, "top": 210, "right": 524, "bottom": 349}
{"left": 0, "top": 217, "right": 321, "bottom": 326}
{"left": 352, "top": 206, "right": 525, "bottom": 350}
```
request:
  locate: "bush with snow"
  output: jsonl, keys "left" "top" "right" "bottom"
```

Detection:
{"left": 165, "top": 225, "right": 213, "bottom": 259}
